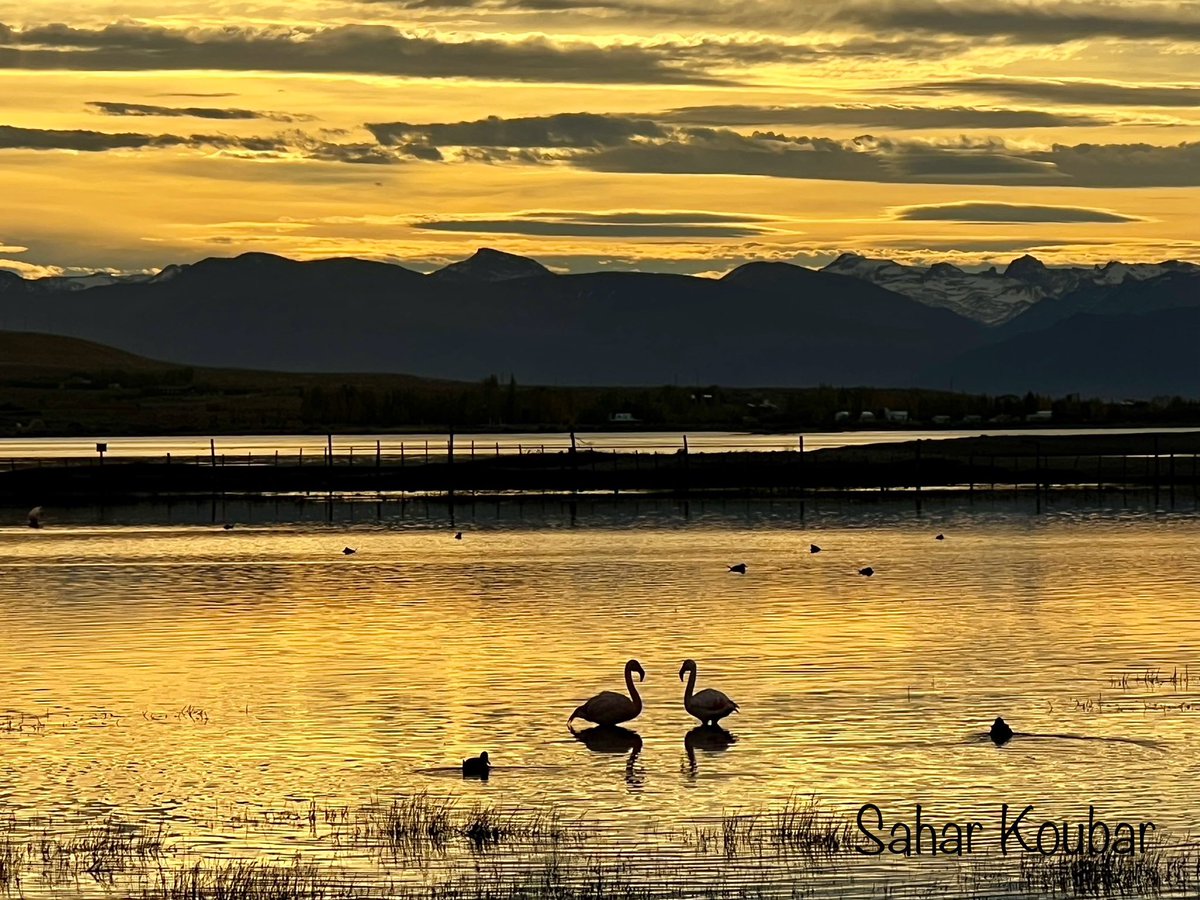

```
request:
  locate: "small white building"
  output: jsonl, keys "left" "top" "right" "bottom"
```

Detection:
{"left": 609, "top": 412, "right": 639, "bottom": 423}
{"left": 834, "top": 411, "right": 851, "bottom": 423}
{"left": 884, "top": 408, "right": 909, "bottom": 423}
{"left": 859, "top": 411, "right": 876, "bottom": 423}
{"left": 1026, "top": 410, "right": 1053, "bottom": 423}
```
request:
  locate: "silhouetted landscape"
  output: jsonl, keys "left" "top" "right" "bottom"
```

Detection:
{"left": 3, "top": 248, "right": 1197, "bottom": 397}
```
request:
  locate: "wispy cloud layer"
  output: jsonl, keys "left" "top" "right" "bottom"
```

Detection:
{"left": 892, "top": 202, "right": 1141, "bottom": 223}
{"left": 413, "top": 209, "right": 787, "bottom": 237}
{"left": 87, "top": 101, "right": 307, "bottom": 122}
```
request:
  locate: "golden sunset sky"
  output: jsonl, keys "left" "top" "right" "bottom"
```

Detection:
{"left": 2, "top": 0, "right": 1199, "bottom": 277}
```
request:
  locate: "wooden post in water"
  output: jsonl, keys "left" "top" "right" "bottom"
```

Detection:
{"left": 447, "top": 431, "right": 455, "bottom": 495}
{"left": 569, "top": 430, "right": 579, "bottom": 494}
{"left": 1153, "top": 435, "right": 1161, "bottom": 508}
{"left": 210, "top": 438, "right": 216, "bottom": 468}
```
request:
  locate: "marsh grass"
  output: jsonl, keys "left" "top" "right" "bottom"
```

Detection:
{"left": 701, "top": 795, "right": 853, "bottom": 859}
{"left": 141, "top": 859, "right": 368, "bottom": 900}
{"left": 1108, "top": 666, "right": 1192, "bottom": 692}
{"left": 1017, "top": 843, "right": 1200, "bottom": 897}
{"left": 0, "top": 816, "right": 164, "bottom": 889}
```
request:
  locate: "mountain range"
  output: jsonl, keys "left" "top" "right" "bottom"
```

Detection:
{"left": 1, "top": 248, "right": 1197, "bottom": 396}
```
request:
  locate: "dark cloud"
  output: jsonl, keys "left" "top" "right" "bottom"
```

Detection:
{"left": 371, "top": 112, "right": 1200, "bottom": 187}
{"left": 906, "top": 76, "right": 1200, "bottom": 108}
{"left": 0, "top": 21, "right": 729, "bottom": 85}
{"left": 368, "top": 113, "right": 668, "bottom": 149}
{"left": 658, "top": 104, "right": 1109, "bottom": 129}
{"left": 832, "top": 1, "right": 1200, "bottom": 43}
{"left": 88, "top": 101, "right": 306, "bottom": 122}
{"left": 414, "top": 210, "right": 778, "bottom": 237}
{"left": 894, "top": 202, "right": 1140, "bottom": 224}
{"left": 0, "top": 123, "right": 300, "bottom": 155}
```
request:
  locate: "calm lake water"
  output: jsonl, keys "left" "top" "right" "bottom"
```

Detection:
{"left": 1, "top": 496, "right": 1199, "bottom": 896}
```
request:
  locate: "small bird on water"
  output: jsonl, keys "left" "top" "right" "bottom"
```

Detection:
{"left": 223, "top": 523, "right": 235, "bottom": 530}
{"left": 935, "top": 533, "right": 945, "bottom": 541}
{"left": 810, "top": 544, "right": 821, "bottom": 554}
{"left": 858, "top": 566, "right": 874, "bottom": 577}
{"left": 728, "top": 563, "right": 747, "bottom": 574}
{"left": 990, "top": 716, "right": 1014, "bottom": 746}
{"left": 462, "top": 751, "right": 491, "bottom": 778}
{"left": 342, "top": 547, "right": 357, "bottom": 555}
{"left": 454, "top": 532, "right": 463, "bottom": 540}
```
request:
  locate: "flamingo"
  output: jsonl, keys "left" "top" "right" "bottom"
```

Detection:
{"left": 462, "top": 751, "right": 491, "bottom": 777}
{"left": 679, "top": 659, "right": 739, "bottom": 727}
{"left": 568, "top": 659, "right": 644, "bottom": 726}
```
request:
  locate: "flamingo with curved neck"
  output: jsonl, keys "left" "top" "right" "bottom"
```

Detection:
{"left": 568, "top": 659, "right": 645, "bottom": 727}
{"left": 679, "top": 659, "right": 739, "bottom": 727}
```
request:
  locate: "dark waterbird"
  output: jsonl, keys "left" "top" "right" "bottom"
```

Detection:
{"left": 935, "top": 533, "right": 945, "bottom": 540}
{"left": 342, "top": 547, "right": 357, "bottom": 555}
{"left": 859, "top": 567, "right": 874, "bottom": 577}
{"left": 728, "top": 563, "right": 747, "bottom": 574}
{"left": 223, "top": 523, "right": 235, "bottom": 530}
{"left": 462, "top": 751, "right": 491, "bottom": 778}
{"left": 990, "top": 716, "right": 1014, "bottom": 746}
{"left": 454, "top": 532, "right": 462, "bottom": 540}
{"left": 27, "top": 506, "right": 42, "bottom": 529}
{"left": 810, "top": 544, "right": 821, "bottom": 554}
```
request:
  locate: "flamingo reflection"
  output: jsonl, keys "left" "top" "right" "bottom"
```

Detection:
{"left": 682, "top": 725, "right": 737, "bottom": 777}
{"left": 569, "top": 724, "right": 644, "bottom": 788}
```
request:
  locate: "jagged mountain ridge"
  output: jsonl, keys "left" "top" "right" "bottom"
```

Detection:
{"left": 822, "top": 252, "right": 1200, "bottom": 325}
{"left": 0, "top": 251, "right": 984, "bottom": 386}
{"left": 1, "top": 248, "right": 1198, "bottom": 394}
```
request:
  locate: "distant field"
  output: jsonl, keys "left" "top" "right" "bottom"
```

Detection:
{"left": 2, "top": 330, "right": 1198, "bottom": 437}
{"left": 0, "top": 331, "right": 180, "bottom": 375}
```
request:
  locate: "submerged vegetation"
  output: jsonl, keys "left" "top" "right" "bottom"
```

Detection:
{"left": 1, "top": 794, "right": 1197, "bottom": 899}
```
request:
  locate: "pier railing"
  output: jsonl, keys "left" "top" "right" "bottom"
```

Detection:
{"left": 2, "top": 431, "right": 1199, "bottom": 504}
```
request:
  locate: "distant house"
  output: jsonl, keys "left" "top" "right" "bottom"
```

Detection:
{"left": 884, "top": 408, "right": 909, "bottom": 423}
{"left": 834, "top": 410, "right": 851, "bottom": 423}
{"left": 859, "top": 411, "right": 876, "bottom": 423}
{"left": 1025, "top": 410, "right": 1053, "bottom": 422}
{"left": 931, "top": 415, "right": 952, "bottom": 425}
{"left": 609, "top": 412, "right": 639, "bottom": 423}
{"left": 962, "top": 414, "right": 983, "bottom": 424}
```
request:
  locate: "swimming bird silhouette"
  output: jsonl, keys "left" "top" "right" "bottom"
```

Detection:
{"left": 454, "top": 532, "right": 463, "bottom": 540}
{"left": 810, "top": 544, "right": 821, "bottom": 554}
{"left": 935, "top": 533, "right": 945, "bottom": 540}
{"left": 342, "top": 547, "right": 357, "bottom": 555}
{"left": 223, "top": 523, "right": 235, "bottom": 530}
{"left": 27, "top": 506, "right": 42, "bottom": 529}
{"left": 989, "top": 716, "right": 1013, "bottom": 746}
{"left": 568, "top": 659, "right": 645, "bottom": 727}
{"left": 858, "top": 566, "right": 874, "bottom": 577}
{"left": 728, "top": 563, "right": 747, "bottom": 574}
{"left": 679, "top": 659, "right": 739, "bottom": 727}
{"left": 462, "top": 751, "right": 491, "bottom": 778}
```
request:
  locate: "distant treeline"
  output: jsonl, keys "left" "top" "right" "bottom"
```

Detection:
{"left": 3, "top": 360, "right": 1199, "bottom": 437}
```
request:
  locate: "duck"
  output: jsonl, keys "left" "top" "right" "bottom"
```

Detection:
{"left": 342, "top": 547, "right": 357, "bottom": 555}
{"left": 989, "top": 717, "right": 1014, "bottom": 746}
{"left": 810, "top": 544, "right": 821, "bottom": 554}
{"left": 859, "top": 566, "right": 874, "bottom": 577}
{"left": 462, "top": 751, "right": 491, "bottom": 777}
{"left": 728, "top": 563, "right": 747, "bottom": 575}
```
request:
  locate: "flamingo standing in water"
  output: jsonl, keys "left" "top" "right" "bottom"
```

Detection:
{"left": 568, "top": 659, "right": 645, "bottom": 726}
{"left": 679, "top": 658, "right": 739, "bottom": 727}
